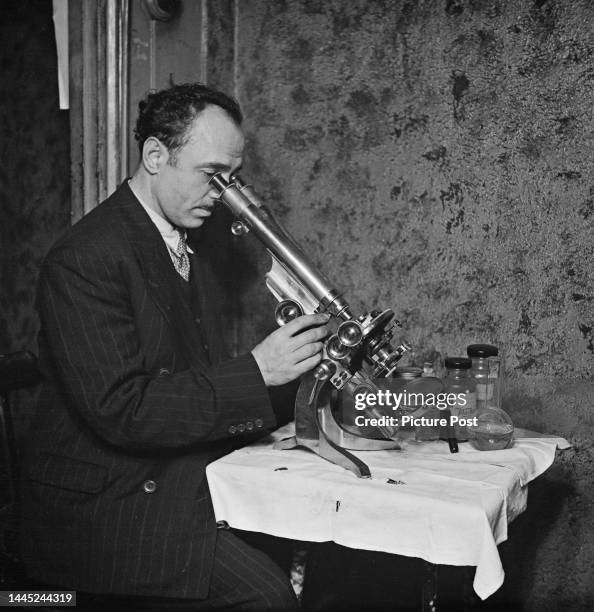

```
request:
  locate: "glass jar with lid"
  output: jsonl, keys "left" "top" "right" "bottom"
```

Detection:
{"left": 466, "top": 344, "right": 498, "bottom": 410}
{"left": 443, "top": 357, "right": 477, "bottom": 441}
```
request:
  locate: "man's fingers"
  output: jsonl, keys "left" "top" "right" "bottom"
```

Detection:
{"left": 282, "top": 313, "right": 330, "bottom": 335}
{"left": 292, "top": 352, "right": 323, "bottom": 375}
{"left": 252, "top": 313, "right": 331, "bottom": 385}
{"left": 293, "top": 342, "right": 324, "bottom": 363}
{"left": 288, "top": 325, "right": 329, "bottom": 349}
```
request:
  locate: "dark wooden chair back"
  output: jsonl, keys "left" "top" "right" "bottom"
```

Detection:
{"left": 0, "top": 351, "right": 41, "bottom": 506}
{"left": 0, "top": 351, "right": 41, "bottom": 586}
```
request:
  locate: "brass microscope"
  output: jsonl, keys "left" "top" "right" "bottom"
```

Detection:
{"left": 210, "top": 174, "right": 412, "bottom": 477}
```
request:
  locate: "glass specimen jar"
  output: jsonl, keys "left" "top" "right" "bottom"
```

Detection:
{"left": 443, "top": 357, "right": 476, "bottom": 441}
{"left": 466, "top": 344, "right": 498, "bottom": 410}
{"left": 469, "top": 406, "right": 514, "bottom": 451}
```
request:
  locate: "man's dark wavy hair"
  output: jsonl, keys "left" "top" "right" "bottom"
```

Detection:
{"left": 134, "top": 82, "right": 242, "bottom": 164}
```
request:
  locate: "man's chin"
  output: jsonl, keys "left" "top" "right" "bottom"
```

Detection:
{"left": 187, "top": 218, "right": 206, "bottom": 229}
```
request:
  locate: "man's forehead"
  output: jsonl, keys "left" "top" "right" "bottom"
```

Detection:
{"left": 188, "top": 105, "right": 244, "bottom": 146}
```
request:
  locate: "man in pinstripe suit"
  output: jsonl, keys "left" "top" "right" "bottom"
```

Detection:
{"left": 20, "top": 83, "right": 328, "bottom": 609}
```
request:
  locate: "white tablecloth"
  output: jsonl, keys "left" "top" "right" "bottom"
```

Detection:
{"left": 206, "top": 424, "right": 570, "bottom": 600}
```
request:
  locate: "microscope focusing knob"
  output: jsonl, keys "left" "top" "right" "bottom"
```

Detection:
{"left": 274, "top": 300, "right": 304, "bottom": 326}
{"left": 337, "top": 320, "right": 363, "bottom": 347}
{"left": 231, "top": 220, "right": 250, "bottom": 235}
{"left": 326, "top": 335, "right": 351, "bottom": 360}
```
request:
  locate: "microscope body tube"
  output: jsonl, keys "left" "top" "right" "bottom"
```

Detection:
{"left": 234, "top": 179, "right": 304, "bottom": 253}
{"left": 210, "top": 174, "right": 352, "bottom": 320}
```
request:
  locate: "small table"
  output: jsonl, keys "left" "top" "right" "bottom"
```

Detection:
{"left": 206, "top": 423, "right": 569, "bottom": 606}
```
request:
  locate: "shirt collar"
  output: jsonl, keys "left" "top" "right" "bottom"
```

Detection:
{"left": 128, "top": 180, "right": 194, "bottom": 254}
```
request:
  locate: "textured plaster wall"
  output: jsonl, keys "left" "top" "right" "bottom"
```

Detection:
{"left": 0, "top": 0, "right": 71, "bottom": 355}
{"left": 228, "top": 0, "right": 593, "bottom": 608}
{"left": 0, "top": 0, "right": 70, "bottom": 440}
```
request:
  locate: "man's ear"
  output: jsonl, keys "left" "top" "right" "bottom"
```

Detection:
{"left": 142, "top": 137, "right": 168, "bottom": 174}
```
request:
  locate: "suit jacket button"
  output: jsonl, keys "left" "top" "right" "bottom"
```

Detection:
{"left": 255, "top": 418, "right": 263, "bottom": 428}
{"left": 143, "top": 480, "right": 157, "bottom": 494}
{"left": 158, "top": 368, "right": 170, "bottom": 376}
{"left": 238, "top": 423, "right": 246, "bottom": 432}
{"left": 195, "top": 317, "right": 201, "bottom": 324}
{"left": 246, "top": 421, "right": 254, "bottom": 431}
{"left": 228, "top": 425, "right": 237, "bottom": 434}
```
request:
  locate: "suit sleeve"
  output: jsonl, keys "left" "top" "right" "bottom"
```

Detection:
{"left": 268, "top": 380, "right": 299, "bottom": 427}
{"left": 37, "top": 246, "right": 277, "bottom": 451}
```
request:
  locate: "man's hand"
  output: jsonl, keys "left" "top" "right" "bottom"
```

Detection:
{"left": 251, "top": 314, "right": 330, "bottom": 386}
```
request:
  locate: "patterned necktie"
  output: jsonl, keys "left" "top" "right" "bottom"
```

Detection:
{"left": 172, "top": 228, "right": 190, "bottom": 281}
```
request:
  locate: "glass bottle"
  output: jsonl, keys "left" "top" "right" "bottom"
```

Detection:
{"left": 469, "top": 407, "right": 514, "bottom": 450}
{"left": 443, "top": 357, "right": 477, "bottom": 441}
{"left": 410, "top": 377, "right": 444, "bottom": 442}
{"left": 395, "top": 367, "right": 422, "bottom": 429}
{"left": 414, "top": 405, "right": 441, "bottom": 441}
{"left": 415, "top": 361, "right": 440, "bottom": 440}
{"left": 486, "top": 356, "right": 503, "bottom": 409}
{"left": 395, "top": 367, "right": 423, "bottom": 380}
{"left": 422, "top": 361, "right": 435, "bottom": 377}
{"left": 466, "top": 344, "right": 498, "bottom": 411}
{"left": 469, "top": 356, "right": 513, "bottom": 450}
{"left": 468, "top": 357, "right": 514, "bottom": 450}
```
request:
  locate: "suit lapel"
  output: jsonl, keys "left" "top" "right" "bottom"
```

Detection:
{"left": 114, "top": 182, "right": 212, "bottom": 371}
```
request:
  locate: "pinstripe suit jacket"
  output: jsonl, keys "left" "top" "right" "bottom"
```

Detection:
{"left": 20, "top": 182, "right": 281, "bottom": 598}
